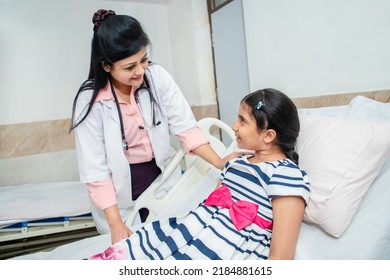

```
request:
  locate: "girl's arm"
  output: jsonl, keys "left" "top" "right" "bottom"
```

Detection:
{"left": 267, "top": 196, "right": 306, "bottom": 260}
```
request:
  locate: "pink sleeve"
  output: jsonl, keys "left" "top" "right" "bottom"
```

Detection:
{"left": 87, "top": 178, "right": 117, "bottom": 209}
{"left": 176, "top": 126, "right": 209, "bottom": 154}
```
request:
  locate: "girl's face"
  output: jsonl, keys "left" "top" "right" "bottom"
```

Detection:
{"left": 232, "top": 103, "right": 264, "bottom": 150}
{"left": 104, "top": 48, "right": 149, "bottom": 89}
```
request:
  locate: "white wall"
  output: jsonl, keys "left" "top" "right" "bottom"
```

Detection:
{"left": 0, "top": 0, "right": 213, "bottom": 125}
{"left": 0, "top": 0, "right": 171, "bottom": 125}
{"left": 211, "top": 0, "right": 249, "bottom": 128}
{"left": 242, "top": 0, "right": 390, "bottom": 97}
{"left": 167, "top": 0, "right": 216, "bottom": 105}
{"left": 6, "top": 0, "right": 385, "bottom": 125}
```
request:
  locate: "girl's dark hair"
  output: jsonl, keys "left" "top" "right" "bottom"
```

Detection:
{"left": 70, "top": 9, "right": 150, "bottom": 131}
{"left": 241, "top": 88, "right": 300, "bottom": 164}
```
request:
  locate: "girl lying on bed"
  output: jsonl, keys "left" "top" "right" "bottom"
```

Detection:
{"left": 87, "top": 88, "right": 310, "bottom": 260}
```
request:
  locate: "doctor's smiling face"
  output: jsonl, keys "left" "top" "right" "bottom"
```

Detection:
{"left": 103, "top": 48, "right": 149, "bottom": 92}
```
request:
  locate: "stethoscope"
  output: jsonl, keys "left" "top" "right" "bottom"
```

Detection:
{"left": 109, "top": 74, "right": 160, "bottom": 150}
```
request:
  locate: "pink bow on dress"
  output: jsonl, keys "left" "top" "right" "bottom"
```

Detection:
{"left": 204, "top": 185, "right": 273, "bottom": 231}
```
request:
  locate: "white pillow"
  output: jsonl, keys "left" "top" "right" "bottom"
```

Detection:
{"left": 296, "top": 114, "right": 390, "bottom": 238}
{"left": 346, "top": 95, "right": 390, "bottom": 121}
{"left": 298, "top": 104, "right": 348, "bottom": 118}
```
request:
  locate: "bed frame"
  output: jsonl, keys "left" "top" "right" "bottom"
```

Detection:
{"left": 291, "top": 90, "right": 390, "bottom": 108}
{"left": 125, "top": 117, "right": 235, "bottom": 226}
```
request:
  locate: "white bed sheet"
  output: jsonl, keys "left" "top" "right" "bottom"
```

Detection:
{"left": 0, "top": 181, "right": 90, "bottom": 228}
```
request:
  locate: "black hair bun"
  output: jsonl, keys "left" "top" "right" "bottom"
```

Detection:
{"left": 93, "top": 9, "right": 116, "bottom": 31}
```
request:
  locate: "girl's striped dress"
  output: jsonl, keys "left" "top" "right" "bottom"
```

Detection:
{"left": 88, "top": 157, "right": 310, "bottom": 260}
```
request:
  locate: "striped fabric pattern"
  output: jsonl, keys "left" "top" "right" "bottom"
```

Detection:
{"left": 89, "top": 157, "right": 310, "bottom": 260}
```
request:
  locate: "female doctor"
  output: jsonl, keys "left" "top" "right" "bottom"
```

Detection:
{"left": 70, "top": 9, "right": 239, "bottom": 244}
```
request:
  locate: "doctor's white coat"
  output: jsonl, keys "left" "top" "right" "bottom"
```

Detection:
{"left": 74, "top": 64, "right": 198, "bottom": 233}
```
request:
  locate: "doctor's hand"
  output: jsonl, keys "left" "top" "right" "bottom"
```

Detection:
{"left": 104, "top": 205, "right": 133, "bottom": 244}
{"left": 109, "top": 222, "right": 133, "bottom": 244}
{"left": 193, "top": 144, "right": 253, "bottom": 170}
{"left": 219, "top": 151, "right": 252, "bottom": 168}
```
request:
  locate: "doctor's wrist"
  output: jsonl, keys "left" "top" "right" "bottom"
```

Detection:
{"left": 215, "top": 158, "right": 225, "bottom": 170}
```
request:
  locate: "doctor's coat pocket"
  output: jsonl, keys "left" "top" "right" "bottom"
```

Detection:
{"left": 148, "top": 123, "right": 176, "bottom": 164}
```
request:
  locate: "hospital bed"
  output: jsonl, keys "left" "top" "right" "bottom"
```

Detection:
{"left": 3, "top": 92, "right": 390, "bottom": 260}
{"left": 0, "top": 181, "right": 98, "bottom": 259}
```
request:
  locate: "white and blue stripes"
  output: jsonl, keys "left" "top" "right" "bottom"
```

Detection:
{"left": 92, "top": 156, "right": 310, "bottom": 260}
